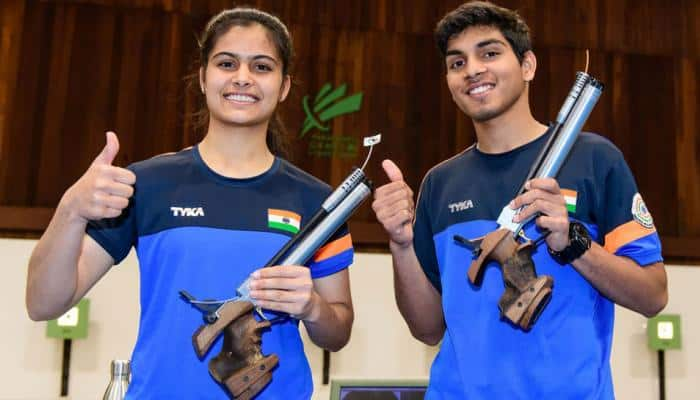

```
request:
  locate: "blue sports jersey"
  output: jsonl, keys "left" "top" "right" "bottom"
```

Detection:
{"left": 87, "top": 146, "right": 353, "bottom": 399}
{"left": 413, "top": 131, "right": 662, "bottom": 399}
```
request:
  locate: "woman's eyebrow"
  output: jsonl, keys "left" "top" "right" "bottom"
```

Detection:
{"left": 211, "top": 51, "right": 279, "bottom": 64}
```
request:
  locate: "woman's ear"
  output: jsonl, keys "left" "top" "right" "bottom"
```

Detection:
{"left": 279, "top": 75, "right": 291, "bottom": 103}
{"left": 521, "top": 50, "right": 537, "bottom": 82}
{"left": 199, "top": 67, "right": 206, "bottom": 94}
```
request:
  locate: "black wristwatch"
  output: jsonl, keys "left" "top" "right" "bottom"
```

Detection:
{"left": 548, "top": 221, "right": 592, "bottom": 265}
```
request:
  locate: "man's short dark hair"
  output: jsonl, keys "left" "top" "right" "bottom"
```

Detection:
{"left": 435, "top": 1, "right": 532, "bottom": 63}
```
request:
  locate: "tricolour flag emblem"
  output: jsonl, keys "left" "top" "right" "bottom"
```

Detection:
{"left": 561, "top": 189, "right": 577, "bottom": 213}
{"left": 268, "top": 209, "right": 301, "bottom": 234}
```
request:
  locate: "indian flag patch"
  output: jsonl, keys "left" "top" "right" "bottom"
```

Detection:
{"left": 561, "top": 189, "right": 577, "bottom": 213}
{"left": 268, "top": 209, "right": 301, "bottom": 234}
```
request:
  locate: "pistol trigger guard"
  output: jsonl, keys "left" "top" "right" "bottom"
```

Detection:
{"left": 179, "top": 291, "right": 242, "bottom": 325}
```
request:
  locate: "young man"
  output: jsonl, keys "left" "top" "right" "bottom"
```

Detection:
{"left": 372, "top": 1, "right": 667, "bottom": 398}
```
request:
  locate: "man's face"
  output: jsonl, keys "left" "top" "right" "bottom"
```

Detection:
{"left": 444, "top": 26, "right": 534, "bottom": 123}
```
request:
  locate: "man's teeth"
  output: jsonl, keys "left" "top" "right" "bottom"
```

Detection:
{"left": 225, "top": 94, "right": 257, "bottom": 102}
{"left": 469, "top": 84, "right": 494, "bottom": 95}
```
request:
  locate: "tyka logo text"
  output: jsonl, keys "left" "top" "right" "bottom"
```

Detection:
{"left": 171, "top": 207, "right": 205, "bottom": 217}
{"left": 448, "top": 200, "right": 474, "bottom": 213}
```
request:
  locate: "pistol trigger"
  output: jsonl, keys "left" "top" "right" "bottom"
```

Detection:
{"left": 254, "top": 306, "right": 266, "bottom": 320}
{"left": 204, "top": 311, "right": 219, "bottom": 324}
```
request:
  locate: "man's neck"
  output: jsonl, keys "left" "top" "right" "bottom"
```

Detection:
{"left": 199, "top": 120, "right": 274, "bottom": 179}
{"left": 473, "top": 107, "right": 548, "bottom": 154}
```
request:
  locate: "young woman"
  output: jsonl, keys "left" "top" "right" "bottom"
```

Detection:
{"left": 26, "top": 8, "right": 354, "bottom": 399}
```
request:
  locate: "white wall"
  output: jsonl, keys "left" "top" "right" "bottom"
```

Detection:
{"left": 3, "top": 238, "right": 139, "bottom": 400}
{"left": 2, "top": 238, "right": 698, "bottom": 399}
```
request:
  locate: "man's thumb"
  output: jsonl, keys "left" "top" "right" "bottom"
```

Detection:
{"left": 382, "top": 159, "right": 404, "bottom": 182}
{"left": 94, "top": 131, "right": 120, "bottom": 165}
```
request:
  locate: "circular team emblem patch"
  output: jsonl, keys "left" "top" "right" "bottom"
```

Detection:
{"left": 632, "top": 193, "right": 654, "bottom": 229}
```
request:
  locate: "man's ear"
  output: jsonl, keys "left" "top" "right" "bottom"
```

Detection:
{"left": 279, "top": 75, "right": 291, "bottom": 102}
{"left": 199, "top": 67, "right": 206, "bottom": 94}
{"left": 521, "top": 50, "right": 537, "bottom": 82}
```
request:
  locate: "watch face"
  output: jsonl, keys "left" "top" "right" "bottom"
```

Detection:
{"left": 571, "top": 222, "right": 591, "bottom": 249}
{"left": 548, "top": 222, "right": 591, "bottom": 265}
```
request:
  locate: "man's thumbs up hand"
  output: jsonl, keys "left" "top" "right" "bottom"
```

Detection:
{"left": 382, "top": 159, "right": 404, "bottom": 183}
{"left": 371, "top": 159, "right": 415, "bottom": 248}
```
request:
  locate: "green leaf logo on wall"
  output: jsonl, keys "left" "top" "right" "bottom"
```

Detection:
{"left": 301, "top": 83, "right": 363, "bottom": 137}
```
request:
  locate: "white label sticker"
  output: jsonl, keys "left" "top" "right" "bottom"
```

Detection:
{"left": 657, "top": 321, "right": 674, "bottom": 340}
{"left": 57, "top": 307, "right": 79, "bottom": 327}
{"left": 363, "top": 134, "right": 382, "bottom": 147}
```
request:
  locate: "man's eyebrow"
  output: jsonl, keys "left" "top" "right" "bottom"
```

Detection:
{"left": 476, "top": 39, "right": 507, "bottom": 48}
{"left": 445, "top": 39, "right": 507, "bottom": 57}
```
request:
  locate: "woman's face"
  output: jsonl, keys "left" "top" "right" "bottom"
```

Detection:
{"left": 200, "top": 23, "right": 290, "bottom": 129}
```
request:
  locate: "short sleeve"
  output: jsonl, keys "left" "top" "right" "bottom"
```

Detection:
{"left": 85, "top": 167, "right": 138, "bottom": 264}
{"left": 413, "top": 174, "right": 442, "bottom": 292}
{"left": 599, "top": 155, "right": 663, "bottom": 266}
{"left": 308, "top": 223, "right": 353, "bottom": 279}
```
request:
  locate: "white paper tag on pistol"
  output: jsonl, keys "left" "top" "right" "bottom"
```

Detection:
{"left": 496, "top": 204, "right": 519, "bottom": 232}
{"left": 363, "top": 134, "right": 382, "bottom": 147}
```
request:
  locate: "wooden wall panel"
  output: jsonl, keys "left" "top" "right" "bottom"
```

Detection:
{"left": 599, "top": 0, "right": 686, "bottom": 57}
{"left": 675, "top": 59, "right": 699, "bottom": 237}
{"left": 1, "top": 0, "right": 699, "bottom": 261}
{"left": 0, "top": 1, "right": 50, "bottom": 205}
{"left": 0, "top": 1, "right": 26, "bottom": 159}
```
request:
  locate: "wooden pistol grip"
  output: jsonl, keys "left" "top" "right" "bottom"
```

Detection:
{"left": 519, "top": 277, "right": 553, "bottom": 329}
{"left": 236, "top": 371, "right": 272, "bottom": 400}
{"left": 503, "top": 276, "right": 553, "bottom": 329}
{"left": 468, "top": 229, "right": 513, "bottom": 284}
{"left": 192, "top": 301, "right": 254, "bottom": 358}
{"left": 224, "top": 354, "right": 279, "bottom": 398}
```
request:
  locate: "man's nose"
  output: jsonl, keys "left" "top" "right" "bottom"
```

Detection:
{"left": 465, "top": 59, "right": 487, "bottom": 81}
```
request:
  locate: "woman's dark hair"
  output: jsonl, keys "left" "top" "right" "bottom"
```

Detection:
{"left": 192, "top": 7, "right": 294, "bottom": 158}
{"left": 435, "top": 1, "right": 531, "bottom": 63}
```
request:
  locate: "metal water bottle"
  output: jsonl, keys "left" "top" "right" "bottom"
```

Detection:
{"left": 102, "top": 359, "right": 130, "bottom": 400}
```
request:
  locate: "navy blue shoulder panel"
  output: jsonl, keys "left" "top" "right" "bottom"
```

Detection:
{"left": 412, "top": 131, "right": 631, "bottom": 292}
{"left": 87, "top": 147, "right": 341, "bottom": 263}
{"left": 132, "top": 149, "right": 331, "bottom": 236}
{"left": 422, "top": 132, "right": 625, "bottom": 236}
